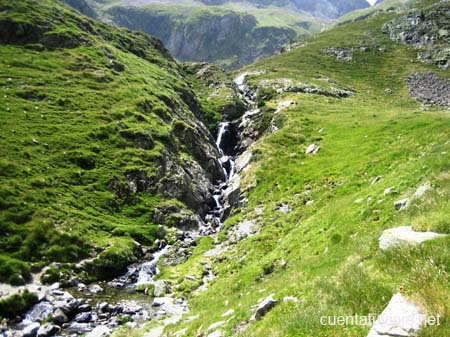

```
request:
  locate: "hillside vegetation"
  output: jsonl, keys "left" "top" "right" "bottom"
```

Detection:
{"left": 117, "top": 0, "right": 448, "bottom": 336}
{"left": 0, "top": 0, "right": 227, "bottom": 288}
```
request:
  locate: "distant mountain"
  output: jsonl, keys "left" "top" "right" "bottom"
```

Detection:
{"left": 68, "top": 0, "right": 373, "bottom": 68}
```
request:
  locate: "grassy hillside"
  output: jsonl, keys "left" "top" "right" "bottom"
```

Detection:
{"left": 0, "top": 0, "right": 223, "bottom": 287}
{"left": 118, "top": 0, "right": 449, "bottom": 336}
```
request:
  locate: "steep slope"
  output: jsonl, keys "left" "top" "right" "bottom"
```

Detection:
{"left": 0, "top": 0, "right": 227, "bottom": 292}
{"left": 111, "top": 0, "right": 448, "bottom": 336}
{"left": 104, "top": 5, "right": 314, "bottom": 69}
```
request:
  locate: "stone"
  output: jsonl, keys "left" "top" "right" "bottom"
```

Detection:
{"left": 384, "top": 187, "right": 395, "bottom": 195}
{"left": 86, "top": 325, "right": 110, "bottom": 337}
{"left": 250, "top": 294, "right": 278, "bottom": 321}
{"left": 52, "top": 308, "right": 68, "bottom": 325}
{"left": 235, "top": 150, "right": 252, "bottom": 173}
{"left": 208, "top": 321, "right": 226, "bottom": 331}
{"left": 394, "top": 198, "right": 410, "bottom": 210}
{"left": 278, "top": 203, "right": 292, "bottom": 213}
{"left": 306, "top": 144, "right": 320, "bottom": 155}
{"left": 371, "top": 176, "right": 382, "bottom": 184}
{"left": 379, "top": 226, "right": 446, "bottom": 251}
{"left": 74, "top": 312, "right": 92, "bottom": 323}
{"left": 36, "top": 324, "right": 60, "bottom": 337}
{"left": 221, "top": 309, "right": 234, "bottom": 317}
{"left": 367, "top": 293, "right": 426, "bottom": 337}
{"left": 89, "top": 284, "right": 103, "bottom": 294}
{"left": 153, "top": 280, "right": 171, "bottom": 297}
{"left": 207, "top": 331, "right": 223, "bottom": 337}
{"left": 22, "top": 322, "right": 40, "bottom": 337}
{"left": 413, "top": 182, "right": 432, "bottom": 198}
{"left": 283, "top": 296, "right": 299, "bottom": 303}
{"left": 185, "top": 275, "right": 197, "bottom": 282}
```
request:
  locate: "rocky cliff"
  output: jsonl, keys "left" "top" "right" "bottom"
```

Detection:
{"left": 106, "top": 5, "right": 299, "bottom": 68}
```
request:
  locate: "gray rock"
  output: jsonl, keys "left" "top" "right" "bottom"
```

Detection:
{"left": 89, "top": 284, "right": 103, "bottom": 294}
{"left": 153, "top": 280, "right": 171, "bottom": 297}
{"left": 306, "top": 144, "right": 320, "bottom": 155}
{"left": 250, "top": 294, "right": 278, "bottom": 321}
{"left": 22, "top": 322, "right": 40, "bottom": 337}
{"left": 74, "top": 312, "right": 92, "bottom": 323}
{"left": 52, "top": 308, "right": 68, "bottom": 325}
{"left": 394, "top": 198, "right": 410, "bottom": 210}
{"left": 379, "top": 226, "right": 446, "bottom": 251}
{"left": 36, "top": 324, "right": 60, "bottom": 337}
{"left": 207, "top": 330, "right": 224, "bottom": 337}
{"left": 384, "top": 187, "right": 395, "bottom": 195}
{"left": 367, "top": 293, "right": 425, "bottom": 337}
{"left": 86, "top": 325, "right": 110, "bottom": 337}
{"left": 207, "top": 321, "right": 226, "bottom": 332}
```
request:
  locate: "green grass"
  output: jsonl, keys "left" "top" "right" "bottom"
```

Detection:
{"left": 0, "top": 0, "right": 219, "bottom": 285}
{"left": 152, "top": 1, "right": 450, "bottom": 336}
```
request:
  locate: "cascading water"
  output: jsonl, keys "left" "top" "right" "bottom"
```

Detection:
{"left": 207, "top": 121, "right": 236, "bottom": 229}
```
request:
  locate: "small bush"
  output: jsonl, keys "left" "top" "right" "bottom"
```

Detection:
{"left": 0, "top": 290, "right": 38, "bottom": 319}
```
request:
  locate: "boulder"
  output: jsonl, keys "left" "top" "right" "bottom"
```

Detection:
{"left": 36, "top": 324, "right": 60, "bottom": 337}
{"left": 367, "top": 293, "right": 425, "bottom": 337}
{"left": 89, "top": 284, "right": 104, "bottom": 294}
{"left": 23, "top": 322, "right": 40, "bottom": 337}
{"left": 250, "top": 294, "right": 278, "bottom": 321}
{"left": 52, "top": 308, "right": 68, "bottom": 325}
{"left": 74, "top": 312, "right": 92, "bottom": 323}
{"left": 379, "top": 226, "right": 446, "bottom": 251}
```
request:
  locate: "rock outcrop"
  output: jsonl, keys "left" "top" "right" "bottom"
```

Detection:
{"left": 382, "top": 1, "right": 450, "bottom": 69}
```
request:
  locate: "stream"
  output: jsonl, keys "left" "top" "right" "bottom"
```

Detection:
{"left": 3, "top": 77, "right": 247, "bottom": 337}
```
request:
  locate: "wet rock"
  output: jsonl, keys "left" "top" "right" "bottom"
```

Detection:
{"left": 379, "top": 226, "right": 447, "bottom": 251}
{"left": 22, "top": 322, "right": 40, "bottom": 337}
{"left": 250, "top": 294, "right": 278, "bottom": 321}
{"left": 86, "top": 325, "right": 110, "bottom": 337}
{"left": 367, "top": 293, "right": 426, "bottom": 337}
{"left": 36, "top": 324, "right": 60, "bottom": 337}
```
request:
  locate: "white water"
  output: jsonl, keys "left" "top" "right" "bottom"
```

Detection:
{"left": 135, "top": 245, "right": 171, "bottom": 286}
